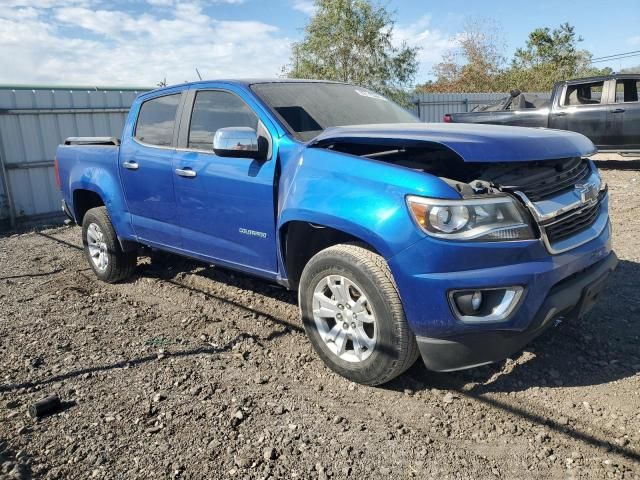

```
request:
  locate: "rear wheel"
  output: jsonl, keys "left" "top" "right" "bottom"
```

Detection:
{"left": 299, "top": 243, "right": 419, "bottom": 385}
{"left": 82, "top": 207, "right": 137, "bottom": 283}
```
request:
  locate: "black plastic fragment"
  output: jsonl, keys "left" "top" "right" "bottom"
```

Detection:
{"left": 28, "top": 394, "right": 62, "bottom": 418}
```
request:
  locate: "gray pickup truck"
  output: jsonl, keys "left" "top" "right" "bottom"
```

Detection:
{"left": 444, "top": 74, "right": 640, "bottom": 152}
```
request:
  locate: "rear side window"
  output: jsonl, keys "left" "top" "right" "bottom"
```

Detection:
{"left": 188, "top": 90, "right": 258, "bottom": 151}
{"left": 615, "top": 79, "right": 640, "bottom": 102}
{"left": 135, "top": 94, "right": 181, "bottom": 147}
{"left": 564, "top": 81, "right": 605, "bottom": 106}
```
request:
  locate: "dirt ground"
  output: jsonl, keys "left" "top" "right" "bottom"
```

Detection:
{"left": 1, "top": 159, "right": 639, "bottom": 480}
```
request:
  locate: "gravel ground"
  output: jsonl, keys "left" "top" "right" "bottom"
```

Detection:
{"left": 1, "top": 159, "right": 639, "bottom": 480}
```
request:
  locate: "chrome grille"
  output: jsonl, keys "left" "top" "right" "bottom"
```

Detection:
{"left": 543, "top": 189, "right": 606, "bottom": 243}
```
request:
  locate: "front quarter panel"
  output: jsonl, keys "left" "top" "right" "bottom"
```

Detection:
{"left": 278, "top": 147, "right": 460, "bottom": 259}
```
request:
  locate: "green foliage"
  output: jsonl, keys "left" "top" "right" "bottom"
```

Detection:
{"left": 419, "top": 21, "right": 612, "bottom": 93}
{"left": 505, "top": 23, "right": 612, "bottom": 90}
{"left": 284, "top": 0, "right": 419, "bottom": 104}
{"left": 512, "top": 23, "right": 583, "bottom": 70}
{"left": 422, "top": 19, "right": 506, "bottom": 93}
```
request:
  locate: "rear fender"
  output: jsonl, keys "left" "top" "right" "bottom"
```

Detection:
{"left": 62, "top": 146, "right": 135, "bottom": 241}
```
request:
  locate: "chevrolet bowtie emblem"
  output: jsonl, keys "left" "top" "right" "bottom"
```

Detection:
{"left": 575, "top": 182, "right": 598, "bottom": 204}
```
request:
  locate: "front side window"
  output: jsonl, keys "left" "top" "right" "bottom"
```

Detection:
{"left": 615, "top": 79, "right": 640, "bottom": 103}
{"left": 188, "top": 90, "right": 258, "bottom": 151}
{"left": 564, "top": 81, "right": 605, "bottom": 106}
{"left": 134, "top": 94, "right": 181, "bottom": 147}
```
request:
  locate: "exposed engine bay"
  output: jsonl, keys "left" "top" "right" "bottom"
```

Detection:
{"left": 315, "top": 138, "right": 588, "bottom": 200}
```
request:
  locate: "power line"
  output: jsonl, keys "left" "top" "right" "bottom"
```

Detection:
{"left": 591, "top": 49, "right": 640, "bottom": 61}
{"left": 590, "top": 53, "right": 640, "bottom": 64}
{"left": 590, "top": 49, "right": 640, "bottom": 62}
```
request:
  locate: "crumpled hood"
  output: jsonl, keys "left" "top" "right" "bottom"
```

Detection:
{"left": 310, "top": 123, "right": 597, "bottom": 162}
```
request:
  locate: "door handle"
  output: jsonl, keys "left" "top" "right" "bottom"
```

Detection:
{"left": 610, "top": 108, "right": 625, "bottom": 113}
{"left": 552, "top": 111, "right": 567, "bottom": 117}
{"left": 175, "top": 168, "right": 197, "bottom": 178}
{"left": 122, "top": 161, "right": 139, "bottom": 170}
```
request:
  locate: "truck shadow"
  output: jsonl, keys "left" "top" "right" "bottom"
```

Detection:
{"left": 19, "top": 229, "right": 639, "bottom": 465}
{"left": 144, "top": 248, "right": 640, "bottom": 395}
{"left": 36, "top": 229, "right": 637, "bottom": 393}
{"left": 385, "top": 259, "right": 640, "bottom": 465}
{"left": 394, "top": 259, "right": 639, "bottom": 394}
{"left": 149, "top": 253, "right": 640, "bottom": 464}
{"left": 136, "top": 250, "right": 298, "bottom": 307}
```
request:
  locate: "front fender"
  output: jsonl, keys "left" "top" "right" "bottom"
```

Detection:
{"left": 278, "top": 147, "right": 461, "bottom": 259}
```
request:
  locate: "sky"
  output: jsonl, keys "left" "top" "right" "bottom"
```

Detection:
{"left": 0, "top": 0, "right": 639, "bottom": 88}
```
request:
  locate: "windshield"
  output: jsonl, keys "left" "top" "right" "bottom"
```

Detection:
{"left": 250, "top": 82, "right": 419, "bottom": 142}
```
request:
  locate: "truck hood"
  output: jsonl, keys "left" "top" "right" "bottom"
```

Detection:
{"left": 310, "top": 123, "right": 597, "bottom": 162}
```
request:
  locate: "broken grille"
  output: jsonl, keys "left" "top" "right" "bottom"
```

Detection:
{"left": 543, "top": 190, "right": 606, "bottom": 243}
{"left": 515, "top": 159, "right": 591, "bottom": 202}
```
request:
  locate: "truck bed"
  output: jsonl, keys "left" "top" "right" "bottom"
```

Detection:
{"left": 64, "top": 137, "right": 120, "bottom": 146}
{"left": 56, "top": 140, "right": 121, "bottom": 220}
{"left": 445, "top": 74, "right": 640, "bottom": 151}
{"left": 445, "top": 109, "right": 549, "bottom": 128}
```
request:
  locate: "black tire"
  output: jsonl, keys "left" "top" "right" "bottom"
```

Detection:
{"left": 82, "top": 207, "right": 137, "bottom": 283}
{"left": 299, "top": 243, "right": 419, "bottom": 386}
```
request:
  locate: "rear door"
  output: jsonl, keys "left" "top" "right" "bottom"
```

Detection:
{"left": 610, "top": 77, "right": 640, "bottom": 149}
{"left": 549, "top": 79, "right": 612, "bottom": 147}
{"left": 119, "top": 91, "right": 183, "bottom": 246}
{"left": 172, "top": 87, "right": 279, "bottom": 273}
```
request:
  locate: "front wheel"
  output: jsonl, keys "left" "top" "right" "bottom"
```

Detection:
{"left": 82, "top": 207, "right": 137, "bottom": 283}
{"left": 299, "top": 243, "right": 419, "bottom": 385}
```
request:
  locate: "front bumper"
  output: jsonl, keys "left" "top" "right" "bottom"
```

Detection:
{"left": 415, "top": 251, "right": 617, "bottom": 371}
{"left": 388, "top": 197, "right": 615, "bottom": 371}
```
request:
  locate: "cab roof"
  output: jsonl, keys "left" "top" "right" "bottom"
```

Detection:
{"left": 554, "top": 73, "right": 640, "bottom": 86}
{"left": 148, "top": 78, "right": 347, "bottom": 96}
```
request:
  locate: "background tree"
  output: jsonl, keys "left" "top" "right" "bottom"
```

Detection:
{"left": 504, "top": 23, "right": 611, "bottom": 90}
{"left": 419, "top": 21, "right": 612, "bottom": 93}
{"left": 421, "top": 19, "right": 506, "bottom": 93}
{"left": 284, "top": 0, "right": 419, "bottom": 103}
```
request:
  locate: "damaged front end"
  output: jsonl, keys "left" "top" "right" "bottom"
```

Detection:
{"left": 309, "top": 127, "right": 607, "bottom": 255}
{"left": 305, "top": 125, "right": 615, "bottom": 372}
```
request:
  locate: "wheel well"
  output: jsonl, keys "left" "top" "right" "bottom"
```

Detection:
{"left": 281, "top": 221, "right": 377, "bottom": 290}
{"left": 73, "top": 189, "right": 104, "bottom": 224}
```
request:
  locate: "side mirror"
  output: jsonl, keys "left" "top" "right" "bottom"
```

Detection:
{"left": 213, "top": 127, "right": 266, "bottom": 160}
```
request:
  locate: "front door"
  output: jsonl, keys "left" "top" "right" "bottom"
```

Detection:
{"left": 172, "top": 89, "right": 278, "bottom": 273}
{"left": 119, "top": 92, "right": 182, "bottom": 247}
{"left": 550, "top": 80, "right": 611, "bottom": 147}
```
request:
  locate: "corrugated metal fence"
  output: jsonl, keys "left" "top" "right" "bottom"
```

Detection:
{"left": 0, "top": 86, "right": 550, "bottom": 230}
{"left": 411, "top": 92, "right": 550, "bottom": 122}
{"left": 0, "top": 86, "right": 148, "bottom": 229}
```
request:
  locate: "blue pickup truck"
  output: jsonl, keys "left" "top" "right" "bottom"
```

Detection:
{"left": 55, "top": 80, "right": 617, "bottom": 385}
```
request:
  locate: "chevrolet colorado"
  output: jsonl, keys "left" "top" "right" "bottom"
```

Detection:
{"left": 55, "top": 80, "right": 617, "bottom": 385}
{"left": 444, "top": 74, "right": 640, "bottom": 151}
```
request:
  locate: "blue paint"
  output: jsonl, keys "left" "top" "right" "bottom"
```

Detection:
{"left": 312, "top": 123, "right": 597, "bottom": 162}
{"left": 56, "top": 80, "right": 612, "bottom": 342}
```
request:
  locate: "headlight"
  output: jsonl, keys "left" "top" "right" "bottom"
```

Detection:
{"left": 406, "top": 195, "right": 534, "bottom": 241}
